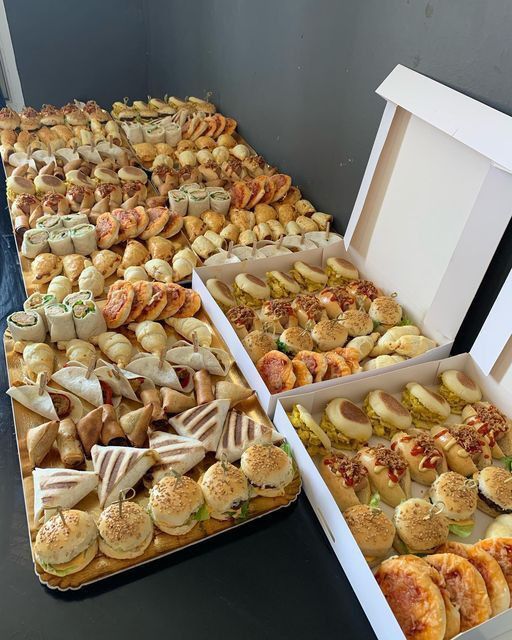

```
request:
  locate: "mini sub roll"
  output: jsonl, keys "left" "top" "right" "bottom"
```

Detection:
{"left": 48, "top": 228, "right": 74, "bottom": 256}
{"left": 209, "top": 190, "right": 231, "bottom": 215}
{"left": 319, "top": 453, "right": 370, "bottom": 512}
{"left": 462, "top": 401, "right": 512, "bottom": 458}
{"left": 62, "top": 212, "right": 89, "bottom": 228}
{"left": 7, "top": 310, "right": 46, "bottom": 342}
{"left": 45, "top": 303, "right": 76, "bottom": 342}
{"left": 70, "top": 223, "right": 97, "bottom": 255}
{"left": 193, "top": 370, "right": 214, "bottom": 406}
{"left": 21, "top": 228, "right": 49, "bottom": 258}
{"left": 391, "top": 431, "right": 447, "bottom": 485}
{"left": 168, "top": 189, "right": 188, "bottom": 215}
{"left": 24, "top": 292, "right": 57, "bottom": 328}
{"left": 187, "top": 189, "right": 210, "bottom": 217}
{"left": 431, "top": 424, "right": 492, "bottom": 476}
{"left": 71, "top": 300, "right": 107, "bottom": 340}
{"left": 356, "top": 446, "right": 411, "bottom": 508}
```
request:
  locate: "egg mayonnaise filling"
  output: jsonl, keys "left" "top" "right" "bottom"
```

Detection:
{"left": 402, "top": 388, "right": 445, "bottom": 428}
{"left": 438, "top": 383, "right": 466, "bottom": 414}
{"left": 363, "top": 397, "right": 399, "bottom": 440}
{"left": 289, "top": 269, "right": 323, "bottom": 293}
{"left": 232, "top": 282, "right": 263, "bottom": 308}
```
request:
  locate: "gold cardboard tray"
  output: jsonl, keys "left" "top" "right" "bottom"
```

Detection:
{"left": 4, "top": 306, "right": 301, "bottom": 591}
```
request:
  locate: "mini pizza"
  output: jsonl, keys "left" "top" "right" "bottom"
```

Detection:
{"left": 103, "top": 281, "right": 135, "bottom": 329}
{"left": 475, "top": 537, "right": 512, "bottom": 592}
{"left": 256, "top": 350, "right": 295, "bottom": 394}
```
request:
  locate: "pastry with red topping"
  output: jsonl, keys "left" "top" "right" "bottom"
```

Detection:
{"left": 356, "top": 445, "right": 411, "bottom": 507}
{"left": 391, "top": 431, "right": 447, "bottom": 485}
{"left": 319, "top": 452, "right": 370, "bottom": 511}
{"left": 462, "top": 401, "right": 512, "bottom": 458}
{"left": 431, "top": 424, "right": 492, "bottom": 476}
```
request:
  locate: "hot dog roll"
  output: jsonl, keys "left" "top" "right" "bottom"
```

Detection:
{"left": 47, "top": 276, "right": 72, "bottom": 303}
{"left": 356, "top": 445, "right": 411, "bottom": 508}
{"left": 7, "top": 310, "right": 46, "bottom": 342}
{"left": 70, "top": 223, "right": 97, "bottom": 255}
{"left": 56, "top": 418, "right": 85, "bottom": 468}
{"left": 168, "top": 189, "right": 188, "bottom": 215}
{"left": 187, "top": 189, "right": 210, "bottom": 217}
{"left": 45, "top": 303, "right": 76, "bottom": 342}
{"left": 23, "top": 292, "right": 57, "bottom": 328}
{"left": 193, "top": 370, "right": 214, "bottom": 406}
{"left": 48, "top": 228, "right": 74, "bottom": 256}
{"left": 21, "top": 228, "right": 49, "bottom": 258}
{"left": 209, "top": 190, "right": 231, "bottom": 215}
{"left": 101, "top": 404, "right": 129, "bottom": 447}
{"left": 71, "top": 300, "right": 107, "bottom": 340}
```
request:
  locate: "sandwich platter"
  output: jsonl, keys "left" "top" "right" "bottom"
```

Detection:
{"left": 4, "top": 301, "right": 301, "bottom": 591}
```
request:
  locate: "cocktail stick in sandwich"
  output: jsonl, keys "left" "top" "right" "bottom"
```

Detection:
{"left": 344, "top": 504, "right": 395, "bottom": 567}
{"left": 429, "top": 472, "right": 477, "bottom": 537}
{"left": 34, "top": 509, "right": 98, "bottom": 577}
{"left": 437, "top": 370, "right": 482, "bottom": 414}
{"left": 401, "top": 382, "right": 450, "bottom": 429}
{"left": 362, "top": 390, "right": 412, "bottom": 439}
{"left": 226, "top": 305, "right": 262, "bottom": 339}
{"left": 23, "top": 343, "right": 54, "bottom": 381}
{"left": 149, "top": 474, "right": 207, "bottom": 534}
{"left": 319, "top": 452, "right": 370, "bottom": 511}
{"left": 288, "top": 404, "right": 331, "bottom": 456}
{"left": 260, "top": 299, "right": 298, "bottom": 333}
{"left": 320, "top": 398, "right": 372, "bottom": 451}
{"left": 431, "top": 424, "right": 492, "bottom": 476}
{"left": 98, "top": 500, "right": 153, "bottom": 559}
{"left": 462, "top": 401, "right": 512, "bottom": 458}
{"left": 393, "top": 498, "right": 449, "bottom": 554}
{"left": 241, "top": 444, "right": 294, "bottom": 497}
{"left": 390, "top": 431, "right": 447, "bottom": 485}
{"left": 357, "top": 445, "right": 411, "bottom": 508}
{"left": 200, "top": 460, "right": 249, "bottom": 521}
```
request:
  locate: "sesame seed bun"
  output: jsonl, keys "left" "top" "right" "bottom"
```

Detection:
{"left": 199, "top": 461, "right": 249, "bottom": 521}
{"left": 344, "top": 504, "right": 395, "bottom": 565}
{"left": 394, "top": 498, "right": 449, "bottom": 553}
{"left": 325, "top": 398, "right": 372, "bottom": 441}
{"left": 206, "top": 278, "right": 236, "bottom": 310}
{"left": 405, "top": 383, "right": 451, "bottom": 419}
{"left": 339, "top": 309, "right": 373, "bottom": 337}
{"left": 34, "top": 509, "right": 98, "bottom": 575}
{"left": 234, "top": 274, "right": 270, "bottom": 300}
{"left": 98, "top": 501, "right": 153, "bottom": 559}
{"left": 311, "top": 320, "right": 348, "bottom": 351}
{"left": 240, "top": 444, "right": 294, "bottom": 497}
{"left": 368, "top": 297, "right": 402, "bottom": 326}
{"left": 325, "top": 257, "right": 358, "bottom": 281}
{"left": 477, "top": 466, "right": 512, "bottom": 517}
{"left": 440, "top": 370, "right": 482, "bottom": 404}
{"left": 366, "top": 390, "right": 412, "bottom": 430}
{"left": 242, "top": 330, "right": 276, "bottom": 363}
{"left": 278, "top": 326, "right": 313, "bottom": 355}
{"left": 148, "top": 475, "right": 204, "bottom": 535}
{"left": 429, "top": 472, "right": 477, "bottom": 522}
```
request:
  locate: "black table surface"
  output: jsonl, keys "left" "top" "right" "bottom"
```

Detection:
{"left": 0, "top": 191, "right": 376, "bottom": 640}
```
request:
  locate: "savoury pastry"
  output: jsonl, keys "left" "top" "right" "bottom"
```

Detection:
{"left": 158, "top": 283, "right": 187, "bottom": 320}
{"left": 137, "top": 282, "right": 168, "bottom": 322}
{"left": 146, "top": 236, "right": 175, "bottom": 262}
{"left": 118, "top": 240, "right": 149, "bottom": 275}
{"left": 475, "top": 538, "right": 512, "bottom": 592}
{"left": 103, "top": 280, "right": 135, "bottom": 328}
{"left": 91, "top": 250, "right": 122, "bottom": 278}
{"left": 95, "top": 212, "right": 120, "bottom": 249}
{"left": 172, "top": 289, "right": 201, "bottom": 318}
{"left": 112, "top": 208, "right": 139, "bottom": 242}
{"left": 139, "top": 207, "right": 170, "bottom": 240}
{"left": 125, "top": 280, "right": 154, "bottom": 323}
{"left": 62, "top": 254, "right": 87, "bottom": 284}
{"left": 31, "top": 253, "right": 62, "bottom": 283}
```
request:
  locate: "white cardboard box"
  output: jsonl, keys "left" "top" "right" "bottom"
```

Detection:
{"left": 273, "top": 268, "right": 512, "bottom": 640}
{"left": 193, "top": 65, "right": 512, "bottom": 416}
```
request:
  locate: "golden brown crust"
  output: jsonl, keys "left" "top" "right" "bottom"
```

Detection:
{"left": 256, "top": 350, "right": 295, "bottom": 394}
{"left": 136, "top": 282, "right": 168, "bottom": 322}
{"left": 475, "top": 537, "right": 512, "bottom": 592}
{"left": 158, "top": 284, "right": 187, "bottom": 320}
{"left": 96, "top": 213, "right": 120, "bottom": 249}
{"left": 172, "top": 289, "right": 201, "bottom": 319}
{"left": 103, "top": 281, "right": 135, "bottom": 328}
{"left": 126, "top": 280, "right": 154, "bottom": 323}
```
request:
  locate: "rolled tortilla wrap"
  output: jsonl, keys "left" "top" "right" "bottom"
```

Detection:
{"left": 7, "top": 310, "right": 46, "bottom": 342}
{"left": 187, "top": 189, "right": 210, "bottom": 217}
{"left": 45, "top": 303, "right": 76, "bottom": 342}
{"left": 63, "top": 290, "right": 93, "bottom": 306}
{"left": 36, "top": 214, "right": 63, "bottom": 233}
{"left": 23, "top": 293, "right": 57, "bottom": 329}
{"left": 62, "top": 212, "right": 89, "bottom": 228}
{"left": 164, "top": 122, "right": 182, "bottom": 146}
{"left": 70, "top": 223, "right": 97, "bottom": 255}
{"left": 168, "top": 189, "right": 188, "bottom": 215}
{"left": 48, "top": 228, "right": 74, "bottom": 256}
{"left": 21, "top": 228, "right": 49, "bottom": 258}
{"left": 209, "top": 190, "right": 231, "bottom": 215}
{"left": 71, "top": 299, "right": 106, "bottom": 340}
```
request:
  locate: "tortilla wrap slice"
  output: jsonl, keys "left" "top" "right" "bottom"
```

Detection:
{"left": 52, "top": 364, "right": 103, "bottom": 407}
{"left": 215, "top": 410, "right": 283, "bottom": 463}
{"left": 91, "top": 444, "right": 160, "bottom": 507}
{"left": 7, "top": 381, "right": 83, "bottom": 422}
{"left": 165, "top": 343, "right": 232, "bottom": 376}
{"left": 33, "top": 467, "right": 98, "bottom": 524}
{"left": 146, "top": 431, "right": 206, "bottom": 484}
{"left": 124, "top": 353, "right": 194, "bottom": 391}
{"left": 94, "top": 359, "right": 140, "bottom": 402}
{"left": 27, "top": 420, "right": 59, "bottom": 467}
{"left": 169, "top": 399, "right": 229, "bottom": 452}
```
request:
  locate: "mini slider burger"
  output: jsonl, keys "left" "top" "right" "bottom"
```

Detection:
{"left": 232, "top": 274, "right": 270, "bottom": 308}
{"left": 148, "top": 474, "right": 207, "bottom": 535}
{"left": 277, "top": 326, "right": 313, "bottom": 356}
{"left": 288, "top": 404, "right": 332, "bottom": 456}
{"left": 34, "top": 509, "right": 98, "bottom": 577}
{"left": 206, "top": 278, "right": 237, "bottom": 311}
{"left": 462, "top": 401, "right": 512, "bottom": 458}
{"left": 319, "top": 452, "right": 370, "bottom": 511}
{"left": 311, "top": 320, "right": 348, "bottom": 351}
{"left": 260, "top": 299, "right": 298, "bottom": 332}
{"left": 393, "top": 498, "right": 449, "bottom": 554}
{"left": 438, "top": 369, "right": 482, "bottom": 414}
{"left": 240, "top": 444, "right": 294, "bottom": 497}
{"left": 97, "top": 500, "right": 153, "bottom": 559}
{"left": 476, "top": 466, "right": 512, "bottom": 517}
{"left": 265, "top": 270, "right": 301, "bottom": 298}
{"left": 324, "top": 257, "right": 359, "bottom": 286}
{"left": 363, "top": 390, "right": 412, "bottom": 439}
{"left": 290, "top": 261, "right": 328, "bottom": 292}
{"left": 320, "top": 398, "right": 372, "bottom": 450}
{"left": 343, "top": 504, "right": 395, "bottom": 567}
{"left": 429, "top": 471, "right": 477, "bottom": 537}
{"left": 401, "top": 382, "right": 450, "bottom": 429}
{"left": 199, "top": 460, "right": 249, "bottom": 520}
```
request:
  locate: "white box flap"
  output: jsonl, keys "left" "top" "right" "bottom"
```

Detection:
{"left": 344, "top": 65, "right": 512, "bottom": 341}
{"left": 471, "top": 267, "right": 512, "bottom": 384}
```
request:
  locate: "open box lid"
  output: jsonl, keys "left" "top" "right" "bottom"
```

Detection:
{"left": 471, "top": 267, "right": 512, "bottom": 391}
{"left": 343, "top": 64, "right": 512, "bottom": 344}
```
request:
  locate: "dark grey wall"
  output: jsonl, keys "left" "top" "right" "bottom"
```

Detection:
{"left": 5, "top": 0, "right": 148, "bottom": 108}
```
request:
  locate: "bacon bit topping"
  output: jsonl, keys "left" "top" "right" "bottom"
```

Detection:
{"left": 263, "top": 299, "right": 295, "bottom": 318}
{"left": 62, "top": 102, "right": 79, "bottom": 114}
{"left": 449, "top": 425, "right": 484, "bottom": 454}
{"left": 42, "top": 193, "right": 64, "bottom": 207}
{"left": 96, "top": 183, "right": 119, "bottom": 198}
{"left": 21, "top": 107, "right": 39, "bottom": 118}
{"left": 68, "top": 185, "right": 92, "bottom": 200}
{"left": 467, "top": 403, "right": 509, "bottom": 445}
{"left": 409, "top": 433, "right": 442, "bottom": 468}
{"left": 83, "top": 100, "right": 100, "bottom": 114}
{"left": 372, "top": 446, "right": 407, "bottom": 483}
{"left": 320, "top": 286, "right": 356, "bottom": 310}
{"left": 40, "top": 104, "right": 59, "bottom": 116}
{"left": 0, "top": 107, "right": 17, "bottom": 120}
{"left": 227, "top": 305, "right": 257, "bottom": 329}
{"left": 293, "top": 294, "right": 324, "bottom": 320}
{"left": 323, "top": 454, "right": 367, "bottom": 487}
{"left": 122, "top": 181, "right": 144, "bottom": 196}
{"left": 349, "top": 279, "right": 379, "bottom": 300}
